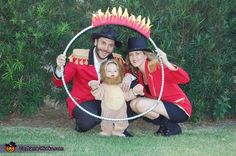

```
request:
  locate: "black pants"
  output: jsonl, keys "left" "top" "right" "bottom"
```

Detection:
{"left": 164, "top": 102, "right": 189, "bottom": 123}
{"left": 145, "top": 101, "right": 189, "bottom": 125}
{"left": 72, "top": 100, "right": 101, "bottom": 132}
{"left": 72, "top": 80, "right": 137, "bottom": 132}
{"left": 72, "top": 100, "right": 134, "bottom": 132}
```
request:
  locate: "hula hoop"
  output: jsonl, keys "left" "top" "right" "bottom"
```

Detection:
{"left": 61, "top": 25, "right": 164, "bottom": 121}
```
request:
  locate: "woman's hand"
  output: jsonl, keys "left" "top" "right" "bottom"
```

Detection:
{"left": 56, "top": 54, "right": 66, "bottom": 70}
{"left": 155, "top": 48, "right": 170, "bottom": 66}
{"left": 121, "top": 73, "right": 132, "bottom": 92}
{"left": 132, "top": 84, "right": 144, "bottom": 96}
{"left": 155, "top": 48, "right": 177, "bottom": 71}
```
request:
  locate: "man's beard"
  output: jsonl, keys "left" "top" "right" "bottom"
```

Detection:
{"left": 95, "top": 46, "right": 110, "bottom": 60}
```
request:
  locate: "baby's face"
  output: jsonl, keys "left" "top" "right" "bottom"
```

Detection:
{"left": 105, "top": 63, "right": 119, "bottom": 78}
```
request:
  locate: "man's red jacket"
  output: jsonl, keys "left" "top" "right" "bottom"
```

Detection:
{"left": 51, "top": 48, "right": 125, "bottom": 118}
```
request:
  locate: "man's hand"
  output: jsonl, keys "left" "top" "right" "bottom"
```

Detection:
{"left": 88, "top": 80, "right": 100, "bottom": 91}
{"left": 88, "top": 80, "right": 103, "bottom": 100}
{"left": 56, "top": 54, "right": 66, "bottom": 70}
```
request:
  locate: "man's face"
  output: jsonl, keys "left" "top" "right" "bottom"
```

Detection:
{"left": 105, "top": 63, "right": 119, "bottom": 78}
{"left": 95, "top": 37, "right": 115, "bottom": 61}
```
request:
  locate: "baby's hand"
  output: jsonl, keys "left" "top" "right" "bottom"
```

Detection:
{"left": 88, "top": 80, "right": 100, "bottom": 90}
{"left": 133, "top": 84, "right": 144, "bottom": 96}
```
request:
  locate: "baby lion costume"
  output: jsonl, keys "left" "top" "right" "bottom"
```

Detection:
{"left": 88, "top": 59, "right": 143, "bottom": 137}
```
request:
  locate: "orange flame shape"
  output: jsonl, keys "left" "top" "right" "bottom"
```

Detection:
{"left": 92, "top": 7, "right": 152, "bottom": 38}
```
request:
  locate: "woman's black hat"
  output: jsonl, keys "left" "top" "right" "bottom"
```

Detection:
{"left": 127, "top": 37, "right": 152, "bottom": 53}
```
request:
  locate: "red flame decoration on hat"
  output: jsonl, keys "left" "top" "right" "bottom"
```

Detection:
{"left": 92, "top": 7, "right": 152, "bottom": 38}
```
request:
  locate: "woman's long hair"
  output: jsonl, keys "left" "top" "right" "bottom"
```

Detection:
{"left": 125, "top": 51, "right": 157, "bottom": 77}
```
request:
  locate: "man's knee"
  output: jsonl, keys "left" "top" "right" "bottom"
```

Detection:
{"left": 75, "top": 118, "right": 100, "bottom": 132}
{"left": 72, "top": 101, "right": 101, "bottom": 132}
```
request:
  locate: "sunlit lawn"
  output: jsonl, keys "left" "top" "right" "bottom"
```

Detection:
{"left": 0, "top": 123, "right": 235, "bottom": 156}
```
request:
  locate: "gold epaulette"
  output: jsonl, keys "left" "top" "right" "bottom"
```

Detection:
{"left": 112, "top": 53, "right": 125, "bottom": 65}
{"left": 148, "top": 59, "right": 159, "bottom": 73}
{"left": 68, "top": 49, "right": 89, "bottom": 65}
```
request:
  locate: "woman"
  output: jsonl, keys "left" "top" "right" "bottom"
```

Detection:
{"left": 126, "top": 37, "right": 192, "bottom": 136}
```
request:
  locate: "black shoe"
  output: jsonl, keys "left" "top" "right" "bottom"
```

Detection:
{"left": 155, "top": 125, "right": 166, "bottom": 135}
{"left": 123, "top": 129, "right": 133, "bottom": 137}
{"left": 162, "top": 122, "right": 182, "bottom": 137}
{"left": 153, "top": 116, "right": 168, "bottom": 135}
{"left": 152, "top": 115, "right": 165, "bottom": 125}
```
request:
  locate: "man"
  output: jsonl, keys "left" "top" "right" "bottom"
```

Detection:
{"left": 52, "top": 27, "right": 133, "bottom": 137}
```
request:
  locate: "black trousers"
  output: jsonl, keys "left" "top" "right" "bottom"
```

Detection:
{"left": 72, "top": 100, "right": 101, "bottom": 132}
{"left": 163, "top": 101, "right": 189, "bottom": 123}
{"left": 72, "top": 100, "right": 134, "bottom": 132}
{"left": 149, "top": 101, "right": 189, "bottom": 126}
{"left": 72, "top": 81, "right": 137, "bottom": 132}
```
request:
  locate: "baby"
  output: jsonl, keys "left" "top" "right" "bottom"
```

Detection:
{"left": 88, "top": 59, "right": 143, "bottom": 137}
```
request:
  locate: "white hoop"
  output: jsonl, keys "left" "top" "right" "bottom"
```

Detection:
{"left": 61, "top": 25, "right": 164, "bottom": 121}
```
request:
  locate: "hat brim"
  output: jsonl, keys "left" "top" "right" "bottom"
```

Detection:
{"left": 91, "top": 33, "right": 122, "bottom": 47}
{"left": 127, "top": 48, "right": 152, "bottom": 53}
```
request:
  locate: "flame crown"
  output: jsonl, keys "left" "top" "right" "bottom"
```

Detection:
{"left": 92, "top": 7, "right": 152, "bottom": 38}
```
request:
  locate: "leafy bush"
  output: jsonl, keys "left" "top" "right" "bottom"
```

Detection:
{"left": 0, "top": 0, "right": 235, "bottom": 121}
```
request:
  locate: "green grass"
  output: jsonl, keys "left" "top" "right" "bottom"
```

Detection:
{"left": 0, "top": 125, "right": 236, "bottom": 156}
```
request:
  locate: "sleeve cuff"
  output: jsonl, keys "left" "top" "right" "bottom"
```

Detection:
{"left": 171, "top": 64, "right": 179, "bottom": 71}
{"left": 53, "top": 67, "right": 62, "bottom": 80}
{"left": 167, "top": 64, "right": 178, "bottom": 71}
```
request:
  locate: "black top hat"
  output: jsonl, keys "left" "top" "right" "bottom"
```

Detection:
{"left": 91, "top": 27, "right": 122, "bottom": 47}
{"left": 127, "top": 37, "right": 152, "bottom": 53}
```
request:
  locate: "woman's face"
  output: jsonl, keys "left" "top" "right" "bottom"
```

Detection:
{"left": 128, "top": 51, "right": 147, "bottom": 68}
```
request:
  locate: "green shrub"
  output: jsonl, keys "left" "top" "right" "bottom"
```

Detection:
{"left": 0, "top": 0, "right": 235, "bottom": 121}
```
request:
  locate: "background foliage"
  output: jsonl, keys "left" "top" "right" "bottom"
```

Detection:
{"left": 0, "top": 0, "right": 235, "bottom": 121}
